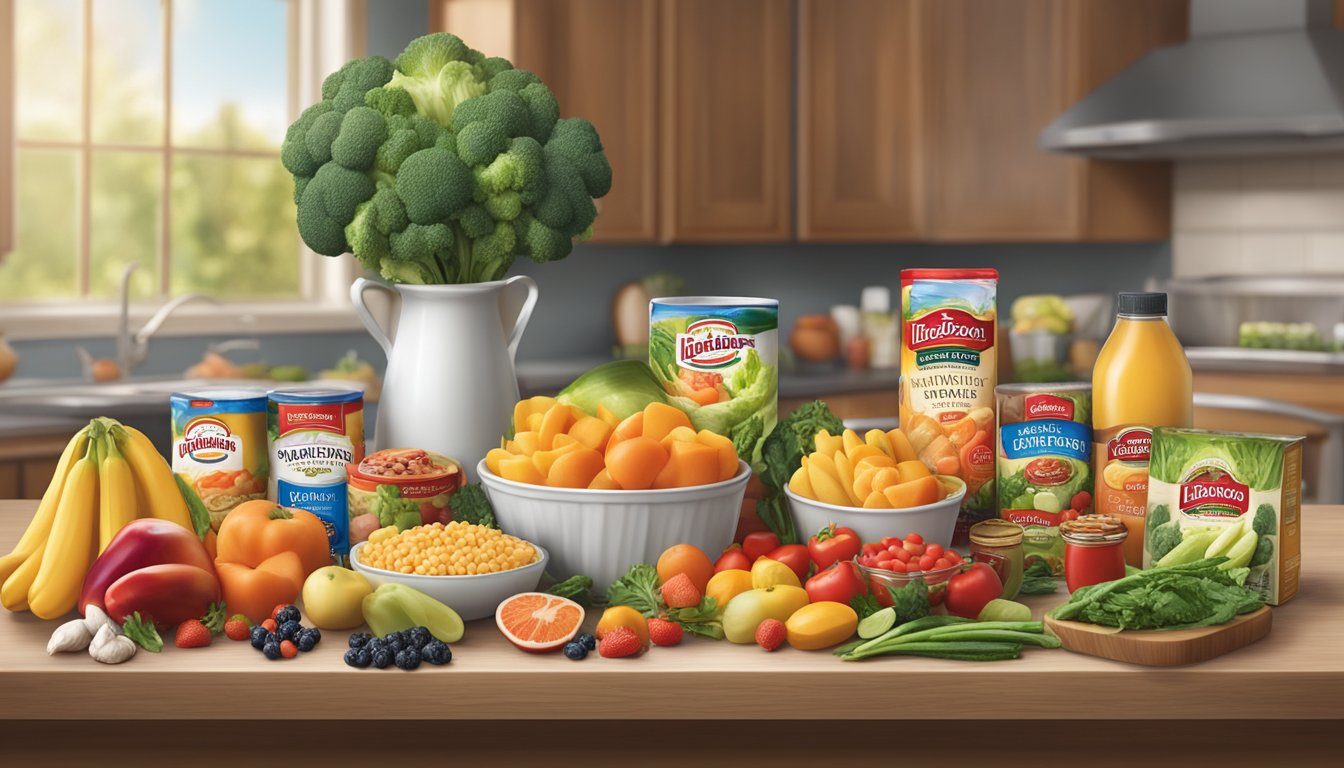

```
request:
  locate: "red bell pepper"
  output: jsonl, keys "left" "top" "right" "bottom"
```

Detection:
{"left": 79, "top": 518, "right": 216, "bottom": 617}
{"left": 807, "top": 524, "right": 861, "bottom": 571}
{"left": 805, "top": 561, "right": 868, "bottom": 605}
{"left": 103, "top": 563, "right": 221, "bottom": 626}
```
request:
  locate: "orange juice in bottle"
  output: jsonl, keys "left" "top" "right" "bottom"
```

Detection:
{"left": 1091, "top": 292, "right": 1192, "bottom": 566}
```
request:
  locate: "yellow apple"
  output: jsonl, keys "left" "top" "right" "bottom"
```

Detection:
{"left": 721, "top": 585, "right": 810, "bottom": 644}
{"left": 301, "top": 566, "right": 373, "bottom": 630}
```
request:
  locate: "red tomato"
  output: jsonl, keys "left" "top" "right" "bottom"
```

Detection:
{"left": 944, "top": 563, "right": 1003, "bottom": 619}
{"left": 925, "top": 543, "right": 943, "bottom": 560}
{"left": 905, "top": 532, "right": 924, "bottom": 545}
{"left": 880, "top": 537, "right": 901, "bottom": 548}
{"left": 804, "top": 561, "right": 867, "bottom": 605}
{"left": 893, "top": 548, "right": 913, "bottom": 564}
{"left": 862, "top": 542, "right": 883, "bottom": 557}
{"left": 887, "top": 560, "right": 907, "bottom": 573}
{"left": 714, "top": 546, "right": 752, "bottom": 573}
{"left": 903, "top": 541, "right": 925, "bottom": 556}
{"left": 1071, "top": 490, "right": 1093, "bottom": 512}
{"left": 742, "top": 531, "right": 781, "bottom": 563}
{"left": 765, "top": 544, "right": 811, "bottom": 583}
{"left": 935, "top": 558, "right": 951, "bottom": 569}
{"left": 918, "top": 555, "right": 936, "bottom": 571}
{"left": 807, "top": 524, "right": 861, "bottom": 571}
{"left": 929, "top": 585, "right": 946, "bottom": 606}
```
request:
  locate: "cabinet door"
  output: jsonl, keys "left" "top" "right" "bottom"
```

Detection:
{"left": 798, "top": 0, "right": 922, "bottom": 241}
{"left": 513, "top": 0, "right": 659, "bottom": 242}
{"left": 661, "top": 0, "right": 791, "bottom": 242}
{"left": 923, "top": 0, "right": 1082, "bottom": 240}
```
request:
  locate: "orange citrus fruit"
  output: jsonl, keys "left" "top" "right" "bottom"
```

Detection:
{"left": 656, "top": 543, "right": 715, "bottom": 592}
{"left": 595, "top": 605, "right": 649, "bottom": 647}
{"left": 495, "top": 592, "right": 585, "bottom": 653}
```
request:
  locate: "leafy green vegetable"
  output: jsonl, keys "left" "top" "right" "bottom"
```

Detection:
{"left": 1252, "top": 504, "right": 1277, "bottom": 537}
{"left": 997, "top": 471, "right": 1029, "bottom": 512}
{"left": 556, "top": 360, "right": 668, "bottom": 421}
{"left": 545, "top": 574, "right": 593, "bottom": 606}
{"left": 1048, "top": 557, "right": 1263, "bottom": 630}
{"left": 448, "top": 483, "right": 496, "bottom": 528}
{"left": 730, "top": 415, "right": 764, "bottom": 464}
{"left": 1149, "top": 429, "right": 1290, "bottom": 490}
{"left": 760, "top": 400, "right": 843, "bottom": 492}
{"left": 666, "top": 597, "right": 724, "bottom": 640}
{"left": 1146, "top": 503, "right": 1171, "bottom": 530}
{"left": 1147, "top": 521, "right": 1183, "bottom": 563}
{"left": 1018, "top": 560, "right": 1060, "bottom": 595}
{"left": 850, "top": 594, "right": 883, "bottom": 621}
{"left": 1250, "top": 536, "right": 1274, "bottom": 568}
{"left": 605, "top": 564, "right": 661, "bottom": 618}
{"left": 122, "top": 612, "right": 163, "bottom": 653}
{"left": 754, "top": 495, "right": 796, "bottom": 547}
{"left": 370, "top": 484, "right": 422, "bottom": 530}
{"left": 887, "top": 578, "right": 930, "bottom": 626}
{"left": 837, "top": 618, "right": 1060, "bottom": 662}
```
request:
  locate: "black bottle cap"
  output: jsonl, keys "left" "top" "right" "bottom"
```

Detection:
{"left": 1117, "top": 292, "right": 1167, "bottom": 317}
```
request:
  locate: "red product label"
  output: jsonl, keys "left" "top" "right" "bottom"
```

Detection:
{"left": 1179, "top": 472, "right": 1251, "bottom": 517}
{"left": 1107, "top": 428, "right": 1152, "bottom": 463}
{"left": 1024, "top": 457, "right": 1073, "bottom": 487}
{"left": 904, "top": 309, "right": 995, "bottom": 352}
{"left": 1025, "top": 393, "right": 1074, "bottom": 421}
{"left": 967, "top": 443, "right": 995, "bottom": 469}
{"left": 1003, "top": 508, "right": 1061, "bottom": 528}
{"left": 276, "top": 402, "right": 355, "bottom": 436}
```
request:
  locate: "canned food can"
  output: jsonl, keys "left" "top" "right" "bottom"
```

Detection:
{"left": 171, "top": 388, "right": 269, "bottom": 532}
{"left": 267, "top": 388, "right": 365, "bottom": 556}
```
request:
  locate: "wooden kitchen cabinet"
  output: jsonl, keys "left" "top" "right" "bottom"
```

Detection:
{"left": 659, "top": 0, "right": 792, "bottom": 242}
{"left": 922, "top": 0, "right": 1185, "bottom": 241}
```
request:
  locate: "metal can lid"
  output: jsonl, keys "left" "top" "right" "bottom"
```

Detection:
{"left": 1060, "top": 514, "right": 1129, "bottom": 544}
{"left": 171, "top": 388, "right": 269, "bottom": 408}
{"left": 268, "top": 387, "right": 363, "bottom": 404}
{"left": 969, "top": 519, "right": 1025, "bottom": 547}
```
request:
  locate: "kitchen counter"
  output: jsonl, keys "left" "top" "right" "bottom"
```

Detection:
{"left": 1188, "top": 347, "right": 1344, "bottom": 376}
{"left": 518, "top": 358, "right": 900, "bottom": 399}
{"left": 1, "top": 500, "right": 1340, "bottom": 763}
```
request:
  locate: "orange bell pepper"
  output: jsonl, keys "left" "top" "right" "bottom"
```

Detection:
{"left": 215, "top": 551, "right": 305, "bottom": 624}
{"left": 216, "top": 499, "right": 331, "bottom": 577}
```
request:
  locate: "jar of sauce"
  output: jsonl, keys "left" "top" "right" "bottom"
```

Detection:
{"left": 969, "top": 519, "right": 1025, "bottom": 599}
{"left": 1060, "top": 515, "right": 1129, "bottom": 592}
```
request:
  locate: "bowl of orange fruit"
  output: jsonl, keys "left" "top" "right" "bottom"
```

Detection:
{"left": 478, "top": 398, "right": 750, "bottom": 594}
{"left": 783, "top": 427, "right": 966, "bottom": 547}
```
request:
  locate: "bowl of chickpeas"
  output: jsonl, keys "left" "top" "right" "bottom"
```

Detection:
{"left": 349, "top": 521, "right": 549, "bottom": 620}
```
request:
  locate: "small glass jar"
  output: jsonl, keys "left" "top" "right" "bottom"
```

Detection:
{"left": 1061, "top": 515, "right": 1129, "bottom": 592}
{"left": 969, "top": 519, "right": 1025, "bottom": 599}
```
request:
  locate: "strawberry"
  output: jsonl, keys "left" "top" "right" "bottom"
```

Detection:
{"left": 175, "top": 619, "right": 213, "bottom": 649}
{"left": 598, "top": 626, "right": 643, "bottom": 658}
{"left": 280, "top": 640, "right": 299, "bottom": 659}
{"left": 261, "top": 618, "right": 277, "bottom": 633}
{"left": 224, "top": 614, "right": 252, "bottom": 641}
{"left": 755, "top": 619, "right": 786, "bottom": 651}
{"left": 660, "top": 573, "right": 701, "bottom": 609}
{"left": 647, "top": 618, "right": 683, "bottom": 647}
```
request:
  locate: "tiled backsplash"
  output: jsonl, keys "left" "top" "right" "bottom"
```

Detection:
{"left": 1173, "top": 157, "right": 1344, "bottom": 277}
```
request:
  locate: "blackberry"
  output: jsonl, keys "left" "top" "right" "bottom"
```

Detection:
{"left": 562, "top": 642, "right": 587, "bottom": 661}
{"left": 371, "top": 648, "right": 394, "bottom": 669}
{"left": 348, "top": 632, "right": 373, "bottom": 649}
{"left": 422, "top": 640, "right": 452, "bottom": 665}
{"left": 250, "top": 625, "right": 270, "bottom": 650}
{"left": 277, "top": 620, "right": 302, "bottom": 642}
{"left": 394, "top": 648, "right": 421, "bottom": 670}
{"left": 407, "top": 626, "right": 432, "bottom": 649}
{"left": 344, "top": 648, "right": 372, "bottom": 668}
{"left": 262, "top": 638, "right": 282, "bottom": 660}
{"left": 296, "top": 628, "right": 321, "bottom": 652}
{"left": 575, "top": 633, "right": 597, "bottom": 651}
{"left": 275, "top": 605, "right": 301, "bottom": 625}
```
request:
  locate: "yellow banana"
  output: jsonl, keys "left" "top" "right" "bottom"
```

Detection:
{"left": 98, "top": 432, "right": 137, "bottom": 553}
{"left": 116, "top": 423, "right": 191, "bottom": 530}
{"left": 28, "top": 434, "right": 100, "bottom": 619}
{"left": 1, "top": 540, "right": 44, "bottom": 611}
{"left": 0, "top": 427, "right": 88, "bottom": 585}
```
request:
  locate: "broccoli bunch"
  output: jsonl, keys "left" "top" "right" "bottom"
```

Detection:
{"left": 281, "top": 33, "right": 611, "bottom": 284}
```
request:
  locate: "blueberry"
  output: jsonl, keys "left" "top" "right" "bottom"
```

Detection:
{"left": 276, "top": 605, "right": 301, "bottom": 625}
{"left": 296, "top": 628, "right": 321, "bottom": 652}
{"left": 386, "top": 636, "right": 404, "bottom": 655}
{"left": 365, "top": 638, "right": 387, "bottom": 655}
{"left": 371, "top": 649, "right": 394, "bottom": 669}
{"left": 562, "top": 642, "right": 587, "bottom": 661}
{"left": 250, "top": 625, "right": 270, "bottom": 650}
{"left": 348, "top": 632, "right": 372, "bottom": 649}
{"left": 262, "top": 638, "right": 282, "bottom": 660}
{"left": 407, "top": 626, "right": 432, "bottom": 649}
{"left": 277, "top": 620, "right": 302, "bottom": 641}
{"left": 394, "top": 648, "right": 421, "bottom": 670}
{"left": 575, "top": 633, "right": 597, "bottom": 651}
{"left": 422, "top": 640, "right": 452, "bottom": 665}
{"left": 344, "top": 648, "right": 372, "bottom": 668}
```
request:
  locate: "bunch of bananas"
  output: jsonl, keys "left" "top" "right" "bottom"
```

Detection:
{"left": 0, "top": 418, "right": 193, "bottom": 619}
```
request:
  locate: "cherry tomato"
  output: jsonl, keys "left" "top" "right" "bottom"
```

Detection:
{"left": 903, "top": 541, "right": 925, "bottom": 556}
{"left": 905, "top": 532, "right": 924, "bottom": 545}
{"left": 935, "top": 558, "right": 951, "bottom": 569}
{"left": 918, "top": 555, "right": 937, "bottom": 571}
{"left": 808, "top": 524, "right": 862, "bottom": 571}
{"left": 944, "top": 562, "right": 1003, "bottom": 619}
{"left": 926, "top": 543, "right": 943, "bottom": 560}
{"left": 862, "top": 542, "right": 883, "bottom": 557}
{"left": 714, "top": 545, "right": 752, "bottom": 573}
{"left": 893, "top": 548, "right": 913, "bottom": 563}
{"left": 742, "top": 531, "right": 781, "bottom": 563}
{"left": 875, "top": 552, "right": 894, "bottom": 564}
{"left": 804, "top": 561, "right": 868, "bottom": 605}
{"left": 765, "top": 544, "right": 811, "bottom": 583}
{"left": 887, "top": 560, "right": 907, "bottom": 573}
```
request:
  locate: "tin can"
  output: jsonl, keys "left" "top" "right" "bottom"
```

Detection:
{"left": 267, "top": 388, "right": 365, "bottom": 556}
{"left": 171, "top": 388, "right": 269, "bottom": 532}
{"left": 648, "top": 296, "right": 779, "bottom": 460}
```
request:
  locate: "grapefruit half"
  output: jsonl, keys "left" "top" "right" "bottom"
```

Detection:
{"left": 496, "top": 592, "right": 585, "bottom": 653}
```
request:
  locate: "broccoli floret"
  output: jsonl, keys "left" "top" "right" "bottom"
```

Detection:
{"left": 1250, "top": 536, "right": 1274, "bottom": 568}
{"left": 449, "top": 483, "right": 496, "bottom": 528}
{"left": 545, "top": 118, "right": 612, "bottom": 199}
{"left": 384, "top": 223, "right": 453, "bottom": 284}
{"left": 1252, "top": 504, "right": 1277, "bottom": 537}
{"left": 730, "top": 415, "right": 764, "bottom": 463}
{"left": 390, "top": 34, "right": 490, "bottom": 127}
{"left": 1147, "top": 521, "right": 1183, "bottom": 562}
{"left": 369, "top": 484, "right": 421, "bottom": 531}
{"left": 1146, "top": 503, "right": 1171, "bottom": 531}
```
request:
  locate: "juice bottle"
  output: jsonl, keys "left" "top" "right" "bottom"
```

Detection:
{"left": 1091, "top": 292, "right": 1192, "bottom": 567}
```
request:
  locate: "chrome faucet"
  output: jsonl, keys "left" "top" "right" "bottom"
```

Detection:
{"left": 117, "top": 261, "right": 217, "bottom": 374}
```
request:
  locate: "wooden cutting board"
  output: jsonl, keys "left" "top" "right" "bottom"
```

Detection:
{"left": 1044, "top": 606, "right": 1272, "bottom": 666}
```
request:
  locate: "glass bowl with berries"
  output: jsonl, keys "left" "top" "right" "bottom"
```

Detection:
{"left": 855, "top": 532, "right": 967, "bottom": 607}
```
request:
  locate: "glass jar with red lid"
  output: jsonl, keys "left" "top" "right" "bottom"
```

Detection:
{"left": 1060, "top": 514, "right": 1128, "bottom": 592}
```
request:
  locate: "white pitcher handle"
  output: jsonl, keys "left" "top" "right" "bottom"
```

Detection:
{"left": 502, "top": 275, "right": 539, "bottom": 362}
{"left": 350, "top": 277, "right": 396, "bottom": 358}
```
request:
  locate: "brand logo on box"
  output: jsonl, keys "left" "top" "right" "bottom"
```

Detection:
{"left": 178, "top": 418, "right": 239, "bottom": 464}
{"left": 1179, "top": 471, "right": 1250, "bottom": 517}
{"left": 279, "top": 403, "right": 344, "bottom": 435}
{"left": 905, "top": 309, "right": 994, "bottom": 351}
{"left": 675, "top": 319, "right": 755, "bottom": 371}
{"left": 1026, "top": 394, "right": 1074, "bottom": 421}
{"left": 1107, "top": 428, "right": 1152, "bottom": 462}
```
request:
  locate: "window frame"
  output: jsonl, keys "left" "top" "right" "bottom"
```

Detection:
{"left": 0, "top": 0, "right": 369, "bottom": 342}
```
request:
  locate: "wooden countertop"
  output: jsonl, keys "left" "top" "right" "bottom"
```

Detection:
{"left": 1, "top": 500, "right": 1340, "bottom": 722}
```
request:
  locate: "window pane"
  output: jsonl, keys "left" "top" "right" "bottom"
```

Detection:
{"left": 91, "top": 0, "right": 164, "bottom": 145}
{"left": 15, "top": 0, "right": 83, "bottom": 142}
{"left": 170, "top": 155, "right": 299, "bottom": 297}
{"left": 172, "top": 0, "right": 288, "bottom": 151}
{"left": 89, "top": 151, "right": 162, "bottom": 299}
{"left": 0, "top": 150, "right": 79, "bottom": 300}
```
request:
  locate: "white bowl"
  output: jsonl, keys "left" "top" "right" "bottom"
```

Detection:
{"left": 784, "top": 477, "right": 967, "bottom": 547}
{"left": 477, "top": 459, "right": 750, "bottom": 595}
{"left": 349, "top": 540, "right": 548, "bottom": 621}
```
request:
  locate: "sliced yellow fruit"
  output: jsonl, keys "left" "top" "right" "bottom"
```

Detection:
{"left": 841, "top": 429, "right": 863, "bottom": 455}
{"left": 789, "top": 461, "right": 815, "bottom": 499}
{"left": 865, "top": 429, "right": 894, "bottom": 458}
{"left": 863, "top": 490, "right": 893, "bottom": 508}
{"left": 807, "top": 458, "right": 851, "bottom": 506}
{"left": 832, "top": 450, "right": 861, "bottom": 506}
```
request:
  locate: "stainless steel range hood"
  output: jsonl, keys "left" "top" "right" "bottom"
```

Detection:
{"left": 1041, "top": 0, "right": 1344, "bottom": 159}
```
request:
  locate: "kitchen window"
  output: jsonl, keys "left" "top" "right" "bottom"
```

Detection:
{"left": 0, "top": 0, "right": 367, "bottom": 339}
